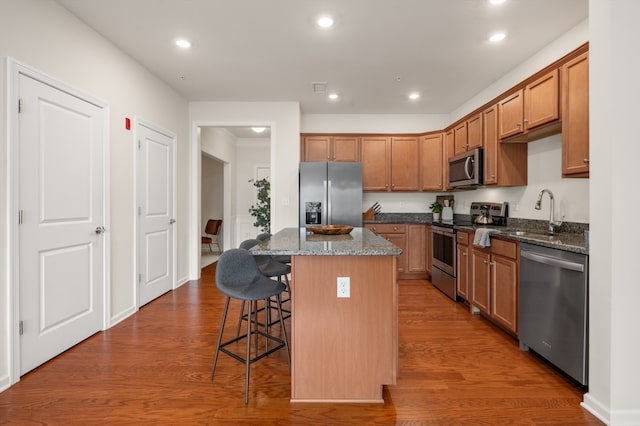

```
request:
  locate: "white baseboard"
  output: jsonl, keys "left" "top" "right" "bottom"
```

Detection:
{"left": 109, "top": 306, "right": 137, "bottom": 328}
{"left": 582, "top": 393, "right": 610, "bottom": 425}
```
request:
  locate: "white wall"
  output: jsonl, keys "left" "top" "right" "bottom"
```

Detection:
{"left": 584, "top": 1, "right": 640, "bottom": 424}
{"left": 189, "top": 102, "right": 300, "bottom": 278}
{"left": 0, "top": 0, "right": 189, "bottom": 390}
{"left": 302, "top": 114, "right": 449, "bottom": 134}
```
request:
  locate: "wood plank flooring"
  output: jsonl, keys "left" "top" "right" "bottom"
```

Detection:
{"left": 0, "top": 263, "right": 602, "bottom": 425}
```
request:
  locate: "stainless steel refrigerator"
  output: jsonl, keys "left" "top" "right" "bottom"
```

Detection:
{"left": 299, "top": 162, "right": 363, "bottom": 227}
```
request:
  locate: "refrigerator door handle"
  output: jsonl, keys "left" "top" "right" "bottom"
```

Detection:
{"left": 327, "top": 180, "right": 332, "bottom": 224}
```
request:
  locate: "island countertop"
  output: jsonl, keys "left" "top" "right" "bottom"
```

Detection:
{"left": 250, "top": 227, "right": 402, "bottom": 256}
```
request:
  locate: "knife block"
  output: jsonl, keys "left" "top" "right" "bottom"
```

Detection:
{"left": 362, "top": 208, "right": 376, "bottom": 221}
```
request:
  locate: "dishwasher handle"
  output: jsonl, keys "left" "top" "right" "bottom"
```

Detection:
{"left": 521, "top": 250, "right": 585, "bottom": 272}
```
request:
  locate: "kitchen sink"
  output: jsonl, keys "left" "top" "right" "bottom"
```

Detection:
{"left": 504, "top": 230, "right": 562, "bottom": 243}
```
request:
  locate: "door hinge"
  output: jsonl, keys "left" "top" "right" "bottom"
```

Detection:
{"left": 18, "top": 99, "right": 23, "bottom": 113}
{"left": 19, "top": 320, "right": 24, "bottom": 336}
{"left": 138, "top": 273, "right": 142, "bottom": 283}
{"left": 138, "top": 139, "right": 141, "bottom": 149}
{"left": 138, "top": 207, "right": 141, "bottom": 216}
{"left": 18, "top": 210, "right": 23, "bottom": 224}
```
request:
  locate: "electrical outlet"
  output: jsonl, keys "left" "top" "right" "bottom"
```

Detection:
{"left": 337, "top": 277, "right": 350, "bottom": 298}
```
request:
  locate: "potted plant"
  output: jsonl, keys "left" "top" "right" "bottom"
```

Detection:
{"left": 430, "top": 201, "right": 443, "bottom": 221}
{"left": 249, "top": 178, "right": 270, "bottom": 233}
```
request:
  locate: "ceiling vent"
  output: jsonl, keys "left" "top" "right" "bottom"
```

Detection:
{"left": 312, "top": 82, "right": 328, "bottom": 94}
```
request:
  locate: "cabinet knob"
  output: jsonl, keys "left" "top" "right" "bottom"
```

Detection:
{"left": 523, "top": 119, "right": 529, "bottom": 123}
{"left": 583, "top": 158, "right": 590, "bottom": 163}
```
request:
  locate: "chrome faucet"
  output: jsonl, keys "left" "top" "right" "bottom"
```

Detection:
{"left": 535, "top": 189, "right": 563, "bottom": 234}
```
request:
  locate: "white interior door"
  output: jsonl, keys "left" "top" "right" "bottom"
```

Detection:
{"left": 137, "top": 122, "right": 175, "bottom": 306}
{"left": 18, "top": 72, "right": 106, "bottom": 375}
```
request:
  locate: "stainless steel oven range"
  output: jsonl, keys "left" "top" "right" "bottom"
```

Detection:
{"left": 430, "top": 202, "right": 509, "bottom": 300}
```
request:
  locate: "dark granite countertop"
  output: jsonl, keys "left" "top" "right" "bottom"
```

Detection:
{"left": 363, "top": 212, "right": 588, "bottom": 255}
{"left": 250, "top": 227, "right": 403, "bottom": 256}
{"left": 455, "top": 225, "right": 588, "bottom": 255}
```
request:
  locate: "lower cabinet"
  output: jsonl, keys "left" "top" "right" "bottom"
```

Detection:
{"left": 456, "top": 231, "right": 470, "bottom": 300}
{"left": 470, "top": 237, "right": 519, "bottom": 334}
{"left": 365, "top": 223, "right": 428, "bottom": 279}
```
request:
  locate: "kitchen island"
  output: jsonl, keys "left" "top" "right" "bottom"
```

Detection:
{"left": 251, "top": 227, "right": 402, "bottom": 403}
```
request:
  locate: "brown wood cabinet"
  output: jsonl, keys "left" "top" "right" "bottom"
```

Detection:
{"left": 561, "top": 51, "right": 589, "bottom": 177}
{"left": 301, "top": 135, "right": 360, "bottom": 162}
{"left": 456, "top": 231, "right": 470, "bottom": 300}
{"left": 390, "top": 137, "right": 420, "bottom": 191}
{"left": 483, "top": 103, "right": 528, "bottom": 187}
{"left": 470, "top": 237, "right": 519, "bottom": 334}
{"left": 362, "top": 136, "right": 420, "bottom": 192}
{"left": 453, "top": 113, "right": 483, "bottom": 156}
{"left": 498, "top": 69, "right": 560, "bottom": 142}
{"left": 419, "top": 133, "right": 444, "bottom": 191}
{"left": 407, "top": 224, "right": 427, "bottom": 275}
{"left": 444, "top": 129, "right": 455, "bottom": 190}
{"left": 366, "top": 223, "right": 428, "bottom": 279}
{"left": 365, "top": 224, "right": 407, "bottom": 274}
{"left": 467, "top": 113, "right": 483, "bottom": 151}
{"left": 361, "top": 136, "right": 391, "bottom": 191}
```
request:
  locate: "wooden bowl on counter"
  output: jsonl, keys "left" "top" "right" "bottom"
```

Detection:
{"left": 307, "top": 225, "right": 354, "bottom": 235}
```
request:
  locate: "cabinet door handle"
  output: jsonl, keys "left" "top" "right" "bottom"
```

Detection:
{"left": 583, "top": 158, "right": 590, "bottom": 163}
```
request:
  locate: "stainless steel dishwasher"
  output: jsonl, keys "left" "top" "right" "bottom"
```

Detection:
{"left": 518, "top": 242, "right": 588, "bottom": 386}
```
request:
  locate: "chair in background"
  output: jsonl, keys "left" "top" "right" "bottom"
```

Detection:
{"left": 202, "top": 219, "right": 222, "bottom": 253}
{"left": 210, "top": 248, "right": 290, "bottom": 404}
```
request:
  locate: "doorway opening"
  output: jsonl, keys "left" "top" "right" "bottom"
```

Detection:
{"left": 199, "top": 126, "right": 271, "bottom": 269}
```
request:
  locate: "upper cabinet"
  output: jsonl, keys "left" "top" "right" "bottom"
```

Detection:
{"left": 390, "top": 136, "right": 420, "bottom": 191}
{"left": 420, "top": 133, "right": 444, "bottom": 191}
{"left": 361, "top": 136, "right": 391, "bottom": 191}
{"left": 561, "top": 52, "right": 589, "bottom": 177}
{"left": 453, "top": 112, "right": 482, "bottom": 155}
{"left": 498, "top": 69, "right": 561, "bottom": 142}
{"left": 301, "top": 135, "right": 360, "bottom": 162}
{"left": 483, "top": 103, "right": 528, "bottom": 187}
{"left": 362, "top": 136, "right": 420, "bottom": 192}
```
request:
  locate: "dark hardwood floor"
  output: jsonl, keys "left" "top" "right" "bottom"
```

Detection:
{"left": 0, "top": 263, "right": 602, "bottom": 425}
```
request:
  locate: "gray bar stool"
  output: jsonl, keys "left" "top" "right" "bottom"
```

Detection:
{"left": 237, "top": 239, "right": 291, "bottom": 333}
{"left": 210, "top": 248, "right": 290, "bottom": 404}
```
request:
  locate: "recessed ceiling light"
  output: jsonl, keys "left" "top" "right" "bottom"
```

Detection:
{"left": 409, "top": 93, "right": 420, "bottom": 100}
{"left": 489, "top": 0, "right": 507, "bottom": 5}
{"left": 175, "top": 39, "right": 191, "bottom": 49}
{"left": 251, "top": 127, "right": 266, "bottom": 133}
{"left": 317, "top": 16, "right": 334, "bottom": 28}
{"left": 328, "top": 93, "right": 339, "bottom": 100}
{"left": 489, "top": 32, "right": 506, "bottom": 43}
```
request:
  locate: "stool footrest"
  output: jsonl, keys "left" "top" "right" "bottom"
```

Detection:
{"left": 219, "top": 329, "right": 286, "bottom": 364}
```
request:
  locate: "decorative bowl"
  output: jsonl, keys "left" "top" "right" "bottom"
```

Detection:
{"left": 307, "top": 225, "right": 354, "bottom": 235}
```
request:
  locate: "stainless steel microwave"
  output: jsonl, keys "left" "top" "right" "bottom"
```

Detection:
{"left": 448, "top": 148, "right": 483, "bottom": 188}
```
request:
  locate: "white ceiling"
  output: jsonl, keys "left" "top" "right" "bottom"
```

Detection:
{"left": 56, "top": 0, "right": 587, "bottom": 117}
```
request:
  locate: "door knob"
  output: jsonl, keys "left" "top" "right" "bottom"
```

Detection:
{"left": 169, "top": 218, "right": 176, "bottom": 225}
{"left": 95, "top": 226, "right": 105, "bottom": 235}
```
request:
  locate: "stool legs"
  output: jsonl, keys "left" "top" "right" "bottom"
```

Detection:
{"left": 211, "top": 294, "right": 289, "bottom": 404}
{"left": 210, "top": 296, "right": 230, "bottom": 381}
